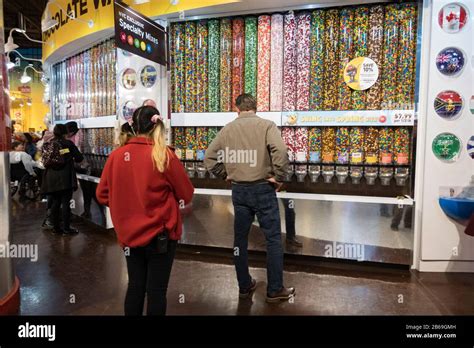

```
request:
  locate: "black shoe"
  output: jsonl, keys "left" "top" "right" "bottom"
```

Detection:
{"left": 239, "top": 278, "right": 257, "bottom": 299}
{"left": 286, "top": 237, "right": 303, "bottom": 247}
{"left": 391, "top": 224, "right": 399, "bottom": 231}
{"left": 266, "top": 287, "right": 296, "bottom": 303}
{"left": 41, "top": 219, "right": 54, "bottom": 230}
{"left": 63, "top": 228, "right": 79, "bottom": 235}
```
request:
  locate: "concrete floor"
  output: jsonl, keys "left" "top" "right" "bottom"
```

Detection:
{"left": 10, "top": 200, "right": 474, "bottom": 315}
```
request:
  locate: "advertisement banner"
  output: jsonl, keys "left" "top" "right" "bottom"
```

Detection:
{"left": 114, "top": 0, "right": 167, "bottom": 66}
{"left": 281, "top": 110, "right": 415, "bottom": 127}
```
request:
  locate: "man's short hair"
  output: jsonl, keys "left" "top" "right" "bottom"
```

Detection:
{"left": 12, "top": 141, "right": 22, "bottom": 150}
{"left": 235, "top": 94, "right": 257, "bottom": 112}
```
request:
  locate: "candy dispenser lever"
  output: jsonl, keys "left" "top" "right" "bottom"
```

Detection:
{"left": 185, "top": 163, "right": 196, "bottom": 178}
{"left": 380, "top": 168, "right": 394, "bottom": 186}
{"left": 395, "top": 168, "right": 409, "bottom": 186}
{"left": 350, "top": 166, "right": 363, "bottom": 184}
{"left": 364, "top": 167, "right": 378, "bottom": 185}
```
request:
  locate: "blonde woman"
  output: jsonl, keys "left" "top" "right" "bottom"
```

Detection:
{"left": 97, "top": 106, "right": 194, "bottom": 315}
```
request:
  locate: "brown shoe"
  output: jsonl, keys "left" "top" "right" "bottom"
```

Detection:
{"left": 266, "top": 287, "right": 296, "bottom": 303}
{"left": 239, "top": 278, "right": 257, "bottom": 299}
{"left": 286, "top": 237, "right": 303, "bottom": 247}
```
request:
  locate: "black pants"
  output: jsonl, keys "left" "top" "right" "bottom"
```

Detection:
{"left": 124, "top": 238, "right": 177, "bottom": 316}
{"left": 50, "top": 189, "right": 73, "bottom": 230}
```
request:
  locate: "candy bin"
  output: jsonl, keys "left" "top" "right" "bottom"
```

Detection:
{"left": 322, "top": 127, "right": 336, "bottom": 164}
{"left": 336, "top": 127, "right": 350, "bottom": 164}
{"left": 379, "top": 127, "right": 394, "bottom": 165}
{"left": 284, "top": 165, "right": 295, "bottom": 182}
{"left": 308, "top": 127, "right": 321, "bottom": 164}
{"left": 394, "top": 128, "right": 410, "bottom": 165}
{"left": 350, "top": 127, "right": 364, "bottom": 165}
{"left": 364, "top": 127, "right": 379, "bottom": 165}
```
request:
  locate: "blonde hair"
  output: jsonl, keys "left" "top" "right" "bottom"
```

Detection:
{"left": 149, "top": 121, "right": 170, "bottom": 173}
{"left": 117, "top": 131, "right": 133, "bottom": 147}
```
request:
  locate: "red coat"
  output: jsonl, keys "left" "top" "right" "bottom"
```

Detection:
{"left": 96, "top": 137, "right": 194, "bottom": 247}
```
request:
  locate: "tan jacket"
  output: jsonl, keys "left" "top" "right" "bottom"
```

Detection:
{"left": 204, "top": 112, "right": 289, "bottom": 182}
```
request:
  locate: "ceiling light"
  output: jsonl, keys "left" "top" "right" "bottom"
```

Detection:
{"left": 134, "top": 0, "right": 150, "bottom": 3}
{"left": 10, "top": 95, "right": 16, "bottom": 101}
{"left": 20, "top": 72, "right": 32, "bottom": 84}
{"left": 4, "top": 35, "right": 19, "bottom": 53}
{"left": 6, "top": 56, "right": 15, "bottom": 70}
{"left": 27, "top": 99, "right": 32, "bottom": 106}
{"left": 20, "top": 64, "right": 43, "bottom": 84}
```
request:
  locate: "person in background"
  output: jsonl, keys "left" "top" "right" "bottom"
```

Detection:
{"left": 118, "top": 122, "right": 134, "bottom": 147}
{"left": 96, "top": 106, "right": 194, "bottom": 316}
{"left": 37, "top": 130, "right": 55, "bottom": 228}
{"left": 23, "top": 132, "right": 37, "bottom": 159}
{"left": 41, "top": 124, "right": 84, "bottom": 235}
{"left": 10, "top": 141, "right": 43, "bottom": 201}
{"left": 204, "top": 94, "right": 295, "bottom": 303}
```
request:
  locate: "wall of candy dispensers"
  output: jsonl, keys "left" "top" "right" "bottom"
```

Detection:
{"left": 169, "top": 3, "right": 418, "bottom": 197}
{"left": 50, "top": 38, "right": 117, "bottom": 179}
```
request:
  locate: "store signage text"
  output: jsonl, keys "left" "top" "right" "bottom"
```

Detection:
{"left": 42, "top": 0, "right": 113, "bottom": 40}
{"left": 114, "top": 0, "right": 167, "bottom": 66}
{"left": 282, "top": 110, "right": 415, "bottom": 127}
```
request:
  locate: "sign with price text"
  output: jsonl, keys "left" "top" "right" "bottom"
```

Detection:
{"left": 282, "top": 110, "right": 415, "bottom": 127}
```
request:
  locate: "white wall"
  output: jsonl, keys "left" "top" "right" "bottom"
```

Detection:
{"left": 416, "top": 0, "right": 474, "bottom": 272}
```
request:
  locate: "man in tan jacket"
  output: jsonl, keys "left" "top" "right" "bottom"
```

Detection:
{"left": 204, "top": 94, "right": 295, "bottom": 302}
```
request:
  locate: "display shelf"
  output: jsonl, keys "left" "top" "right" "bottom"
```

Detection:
{"left": 170, "top": 109, "right": 415, "bottom": 127}
{"left": 194, "top": 188, "right": 414, "bottom": 205}
{"left": 54, "top": 116, "right": 118, "bottom": 129}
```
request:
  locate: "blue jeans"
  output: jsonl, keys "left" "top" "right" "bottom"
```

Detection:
{"left": 281, "top": 198, "right": 296, "bottom": 239}
{"left": 232, "top": 182, "right": 284, "bottom": 294}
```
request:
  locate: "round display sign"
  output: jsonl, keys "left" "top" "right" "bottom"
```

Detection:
{"left": 438, "top": 3, "right": 468, "bottom": 33}
{"left": 121, "top": 68, "right": 137, "bottom": 89}
{"left": 140, "top": 65, "right": 158, "bottom": 88}
{"left": 122, "top": 100, "right": 137, "bottom": 122}
{"left": 436, "top": 47, "right": 465, "bottom": 76}
{"left": 434, "top": 90, "right": 463, "bottom": 119}
{"left": 467, "top": 136, "right": 474, "bottom": 159}
{"left": 432, "top": 133, "right": 462, "bottom": 161}
{"left": 343, "top": 57, "right": 379, "bottom": 91}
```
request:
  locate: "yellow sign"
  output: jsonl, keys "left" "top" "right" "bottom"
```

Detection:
{"left": 43, "top": 0, "right": 240, "bottom": 61}
{"left": 343, "top": 57, "right": 379, "bottom": 91}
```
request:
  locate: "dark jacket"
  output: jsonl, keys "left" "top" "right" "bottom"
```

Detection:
{"left": 41, "top": 138, "right": 84, "bottom": 194}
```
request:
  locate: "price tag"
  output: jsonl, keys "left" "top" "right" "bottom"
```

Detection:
{"left": 337, "top": 153, "right": 349, "bottom": 164}
{"left": 366, "top": 154, "right": 377, "bottom": 164}
{"left": 381, "top": 153, "right": 393, "bottom": 164}
{"left": 309, "top": 151, "right": 320, "bottom": 163}
{"left": 185, "top": 149, "right": 195, "bottom": 160}
{"left": 175, "top": 149, "right": 183, "bottom": 159}
{"left": 196, "top": 150, "right": 206, "bottom": 161}
{"left": 392, "top": 112, "right": 414, "bottom": 125}
{"left": 396, "top": 153, "right": 408, "bottom": 165}
{"left": 296, "top": 152, "right": 307, "bottom": 163}
{"left": 351, "top": 152, "right": 362, "bottom": 164}
{"left": 322, "top": 153, "right": 334, "bottom": 163}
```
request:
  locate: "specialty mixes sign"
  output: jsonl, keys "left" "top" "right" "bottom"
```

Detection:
{"left": 114, "top": 0, "right": 167, "bottom": 66}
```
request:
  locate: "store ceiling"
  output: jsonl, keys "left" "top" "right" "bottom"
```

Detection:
{"left": 3, "top": 0, "right": 48, "bottom": 48}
